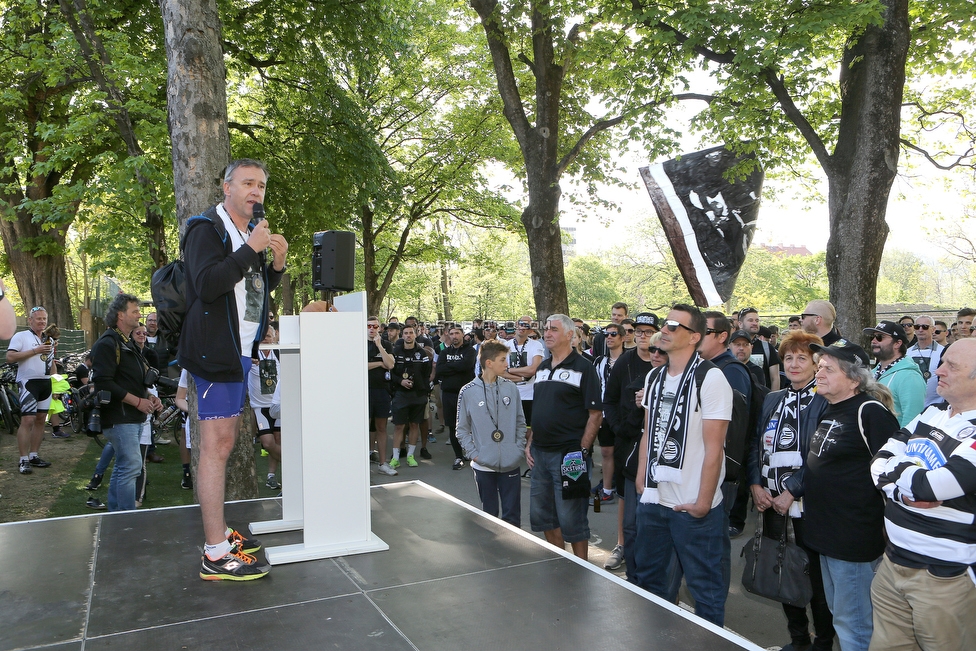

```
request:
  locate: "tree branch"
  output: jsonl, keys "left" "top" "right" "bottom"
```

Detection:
{"left": 899, "top": 138, "right": 975, "bottom": 171}
{"left": 762, "top": 68, "right": 833, "bottom": 173}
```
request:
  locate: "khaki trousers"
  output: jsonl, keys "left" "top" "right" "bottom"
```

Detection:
{"left": 869, "top": 554, "right": 976, "bottom": 651}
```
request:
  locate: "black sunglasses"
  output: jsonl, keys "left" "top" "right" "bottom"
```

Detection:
{"left": 649, "top": 346, "right": 665, "bottom": 355}
{"left": 872, "top": 333, "right": 889, "bottom": 342}
{"left": 914, "top": 324, "right": 931, "bottom": 331}
{"left": 705, "top": 328, "right": 723, "bottom": 335}
{"left": 664, "top": 319, "right": 696, "bottom": 334}
{"left": 799, "top": 313, "right": 819, "bottom": 319}
{"left": 934, "top": 329, "right": 944, "bottom": 335}
{"left": 606, "top": 332, "right": 620, "bottom": 337}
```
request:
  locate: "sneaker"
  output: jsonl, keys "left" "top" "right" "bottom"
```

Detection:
{"left": 591, "top": 479, "right": 603, "bottom": 496}
{"left": 388, "top": 457, "right": 400, "bottom": 470}
{"left": 266, "top": 475, "right": 279, "bottom": 490}
{"left": 452, "top": 458, "right": 464, "bottom": 470}
{"left": 605, "top": 544, "right": 625, "bottom": 570}
{"left": 592, "top": 491, "right": 615, "bottom": 506}
{"left": 227, "top": 528, "right": 262, "bottom": 554}
{"left": 181, "top": 471, "right": 193, "bottom": 490}
{"left": 86, "top": 473, "right": 103, "bottom": 490}
{"left": 86, "top": 496, "right": 106, "bottom": 510}
{"left": 260, "top": 448, "right": 269, "bottom": 457}
{"left": 52, "top": 430, "right": 71, "bottom": 438}
{"left": 19, "top": 459, "right": 33, "bottom": 474}
{"left": 29, "top": 456, "right": 51, "bottom": 468}
{"left": 377, "top": 462, "right": 398, "bottom": 476}
{"left": 729, "top": 525, "right": 744, "bottom": 539}
{"left": 156, "top": 437, "right": 173, "bottom": 445}
{"left": 427, "top": 434, "right": 437, "bottom": 444}
{"left": 419, "top": 447, "right": 432, "bottom": 460}
{"left": 200, "top": 545, "right": 270, "bottom": 581}
{"left": 369, "top": 450, "right": 380, "bottom": 463}
{"left": 406, "top": 455, "right": 418, "bottom": 467}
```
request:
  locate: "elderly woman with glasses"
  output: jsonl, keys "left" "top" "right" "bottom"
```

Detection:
{"left": 799, "top": 340, "right": 899, "bottom": 651}
{"left": 746, "top": 330, "right": 833, "bottom": 651}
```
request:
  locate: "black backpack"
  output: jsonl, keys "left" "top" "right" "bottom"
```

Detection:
{"left": 150, "top": 212, "right": 225, "bottom": 356}
{"left": 709, "top": 356, "right": 769, "bottom": 482}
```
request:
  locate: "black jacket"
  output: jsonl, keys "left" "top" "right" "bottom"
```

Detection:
{"left": 178, "top": 206, "right": 283, "bottom": 382}
{"left": 91, "top": 328, "right": 150, "bottom": 427}
{"left": 434, "top": 344, "right": 476, "bottom": 393}
{"left": 603, "top": 348, "right": 655, "bottom": 482}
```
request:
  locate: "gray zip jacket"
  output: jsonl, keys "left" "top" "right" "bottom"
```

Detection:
{"left": 456, "top": 376, "right": 527, "bottom": 472}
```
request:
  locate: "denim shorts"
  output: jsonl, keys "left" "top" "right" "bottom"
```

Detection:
{"left": 192, "top": 356, "right": 251, "bottom": 420}
{"left": 529, "top": 446, "right": 590, "bottom": 543}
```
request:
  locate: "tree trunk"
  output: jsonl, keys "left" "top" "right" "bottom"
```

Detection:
{"left": 158, "top": 0, "right": 230, "bottom": 230}
{"left": 439, "top": 262, "right": 452, "bottom": 322}
{"left": 825, "top": 0, "right": 908, "bottom": 340}
{"left": 522, "top": 178, "right": 568, "bottom": 319}
{"left": 160, "top": 0, "right": 256, "bottom": 496}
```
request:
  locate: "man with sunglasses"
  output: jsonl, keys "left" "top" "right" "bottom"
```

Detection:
{"left": 635, "top": 304, "right": 733, "bottom": 626}
{"left": 863, "top": 321, "right": 926, "bottom": 427}
{"left": 800, "top": 299, "right": 843, "bottom": 346}
{"left": 906, "top": 315, "right": 944, "bottom": 408}
{"left": 933, "top": 320, "right": 949, "bottom": 347}
{"left": 592, "top": 323, "right": 626, "bottom": 507}
{"left": 501, "top": 317, "right": 545, "bottom": 443}
{"left": 898, "top": 316, "right": 918, "bottom": 348}
{"left": 591, "top": 302, "right": 628, "bottom": 358}
{"left": 6, "top": 305, "right": 57, "bottom": 474}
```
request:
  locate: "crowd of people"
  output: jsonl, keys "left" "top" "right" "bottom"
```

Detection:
{"left": 367, "top": 301, "right": 976, "bottom": 650}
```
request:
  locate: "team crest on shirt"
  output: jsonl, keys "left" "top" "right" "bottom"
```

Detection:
{"left": 778, "top": 426, "right": 797, "bottom": 449}
{"left": 414, "top": 352, "right": 421, "bottom": 359}
{"left": 558, "top": 370, "right": 571, "bottom": 381}
{"left": 905, "top": 438, "right": 948, "bottom": 470}
{"left": 502, "top": 396, "right": 511, "bottom": 405}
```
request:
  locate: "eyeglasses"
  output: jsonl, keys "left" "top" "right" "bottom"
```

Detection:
{"left": 30, "top": 306, "right": 45, "bottom": 314}
{"left": 663, "top": 320, "right": 696, "bottom": 334}
{"left": 914, "top": 324, "right": 930, "bottom": 331}
{"left": 606, "top": 332, "right": 620, "bottom": 337}
{"left": 634, "top": 329, "right": 655, "bottom": 337}
{"left": 799, "top": 313, "right": 820, "bottom": 319}
{"left": 367, "top": 324, "right": 379, "bottom": 328}
{"left": 649, "top": 347, "right": 665, "bottom": 355}
{"left": 934, "top": 329, "right": 944, "bottom": 335}
{"left": 872, "top": 333, "right": 889, "bottom": 342}
{"left": 623, "top": 328, "right": 635, "bottom": 334}
{"left": 517, "top": 322, "right": 531, "bottom": 328}
{"left": 901, "top": 323, "right": 915, "bottom": 329}
{"left": 705, "top": 328, "right": 722, "bottom": 335}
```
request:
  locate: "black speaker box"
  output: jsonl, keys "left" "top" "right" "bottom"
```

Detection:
{"left": 312, "top": 230, "right": 356, "bottom": 291}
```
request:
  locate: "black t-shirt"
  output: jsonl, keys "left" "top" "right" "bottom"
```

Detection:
{"left": 531, "top": 350, "right": 602, "bottom": 451}
{"left": 751, "top": 338, "right": 780, "bottom": 388}
{"left": 367, "top": 338, "right": 393, "bottom": 389}
{"left": 803, "top": 392, "right": 900, "bottom": 562}
{"left": 74, "top": 363, "right": 91, "bottom": 385}
{"left": 390, "top": 341, "right": 433, "bottom": 404}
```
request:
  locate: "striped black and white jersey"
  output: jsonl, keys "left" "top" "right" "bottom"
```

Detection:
{"left": 871, "top": 404, "right": 976, "bottom": 576}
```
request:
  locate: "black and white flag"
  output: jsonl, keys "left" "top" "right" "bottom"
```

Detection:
{"left": 639, "top": 146, "right": 763, "bottom": 306}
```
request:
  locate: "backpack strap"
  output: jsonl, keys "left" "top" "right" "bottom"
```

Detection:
{"left": 856, "top": 399, "right": 886, "bottom": 453}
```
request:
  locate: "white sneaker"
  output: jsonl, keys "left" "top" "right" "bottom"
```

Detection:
{"left": 377, "top": 463, "right": 398, "bottom": 476}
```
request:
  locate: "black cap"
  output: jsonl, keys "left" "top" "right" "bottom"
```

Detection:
{"left": 758, "top": 325, "right": 772, "bottom": 338}
{"left": 729, "top": 329, "right": 752, "bottom": 343}
{"left": 635, "top": 313, "right": 660, "bottom": 328}
{"left": 862, "top": 321, "right": 909, "bottom": 346}
{"left": 810, "top": 339, "right": 871, "bottom": 366}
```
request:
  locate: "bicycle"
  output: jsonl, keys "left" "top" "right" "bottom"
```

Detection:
{"left": 0, "top": 364, "right": 22, "bottom": 436}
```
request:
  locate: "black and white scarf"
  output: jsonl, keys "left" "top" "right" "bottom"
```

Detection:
{"left": 643, "top": 354, "right": 704, "bottom": 493}
{"left": 760, "top": 378, "right": 817, "bottom": 517}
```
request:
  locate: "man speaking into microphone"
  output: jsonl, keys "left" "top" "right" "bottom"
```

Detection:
{"left": 179, "top": 158, "right": 288, "bottom": 581}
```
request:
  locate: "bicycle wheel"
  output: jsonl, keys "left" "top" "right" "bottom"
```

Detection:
{"left": 1, "top": 388, "right": 18, "bottom": 435}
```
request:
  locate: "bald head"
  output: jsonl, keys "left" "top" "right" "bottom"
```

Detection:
{"left": 935, "top": 338, "right": 976, "bottom": 413}
{"left": 801, "top": 299, "right": 835, "bottom": 336}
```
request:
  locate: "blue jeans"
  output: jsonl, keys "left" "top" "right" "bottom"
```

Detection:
{"left": 622, "top": 479, "right": 638, "bottom": 584}
{"left": 104, "top": 423, "right": 142, "bottom": 512}
{"left": 473, "top": 468, "right": 522, "bottom": 527}
{"left": 94, "top": 442, "right": 115, "bottom": 476}
{"left": 820, "top": 555, "right": 879, "bottom": 651}
{"left": 635, "top": 501, "right": 728, "bottom": 626}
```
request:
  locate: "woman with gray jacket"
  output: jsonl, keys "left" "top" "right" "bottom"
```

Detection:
{"left": 456, "top": 341, "right": 527, "bottom": 526}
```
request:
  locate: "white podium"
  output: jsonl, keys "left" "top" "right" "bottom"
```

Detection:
{"left": 249, "top": 292, "right": 388, "bottom": 564}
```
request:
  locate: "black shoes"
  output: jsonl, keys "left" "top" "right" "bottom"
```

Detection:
{"left": 200, "top": 544, "right": 270, "bottom": 581}
{"left": 420, "top": 447, "right": 432, "bottom": 460}
{"left": 29, "top": 456, "right": 51, "bottom": 468}
{"left": 86, "top": 473, "right": 103, "bottom": 490}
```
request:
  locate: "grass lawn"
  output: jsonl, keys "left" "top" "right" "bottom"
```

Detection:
{"left": 48, "top": 437, "right": 281, "bottom": 518}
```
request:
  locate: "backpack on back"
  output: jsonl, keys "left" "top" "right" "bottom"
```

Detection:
{"left": 149, "top": 212, "right": 225, "bottom": 357}
{"left": 707, "top": 356, "right": 770, "bottom": 482}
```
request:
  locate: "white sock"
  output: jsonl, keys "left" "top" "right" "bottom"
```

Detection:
{"left": 205, "top": 540, "right": 232, "bottom": 561}
{"left": 392, "top": 448, "right": 401, "bottom": 460}
{"left": 603, "top": 488, "right": 613, "bottom": 497}
{"left": 267, "top": 472, "right": 275, "bottom": 479}
{"left": 29, "top": 453, "right": 38, "bottom": 460}
{"left": 20, "top": 456, "right": 29, "bottom": 463}
{"left": 407, "top": 444, "right": 416, "bottom": 457}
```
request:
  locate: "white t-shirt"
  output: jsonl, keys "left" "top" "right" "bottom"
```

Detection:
{"left": 504, "top": 337, "right": 546, "bottom": 401}
{"left": 906, "top": 343, "right": 944, "bottom": 408}
{"left": 641, "top": 366, "right": 732, "bottom": 509}
{"left": 8, "top": 329, "right": 50, "bottom": 382}
{"left": 216, "top": 204, "right": 261, "bottom": 357}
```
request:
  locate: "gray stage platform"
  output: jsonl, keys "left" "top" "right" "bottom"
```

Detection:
{"left": 1, "top": 481, "right": 760, "bottom": 650}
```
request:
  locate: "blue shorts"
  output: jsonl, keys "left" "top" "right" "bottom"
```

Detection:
{"left": 192, "top": 357, "right": 252, "bottom": 420}
{"left": 529, "top": 446, "right": 590, "bottom": 543}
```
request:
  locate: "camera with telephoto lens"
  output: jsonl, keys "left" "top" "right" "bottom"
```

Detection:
{"left": 86, "top": 390, "right": 112, "bottom": 433}
{"left": 143, "top": 366, "right": 160, "bottom": 387}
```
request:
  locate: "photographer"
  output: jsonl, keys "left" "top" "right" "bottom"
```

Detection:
{"left": 91, "top": 293, "right": 161, "bottom": 511}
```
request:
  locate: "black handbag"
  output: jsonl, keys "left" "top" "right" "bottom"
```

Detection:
{"left": 740, "top": 513, "right": 813, "bottom": 608}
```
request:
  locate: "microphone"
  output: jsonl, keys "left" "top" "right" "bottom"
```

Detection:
{"left": 250, "top": 202, "right": 265, "bottom": 227}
